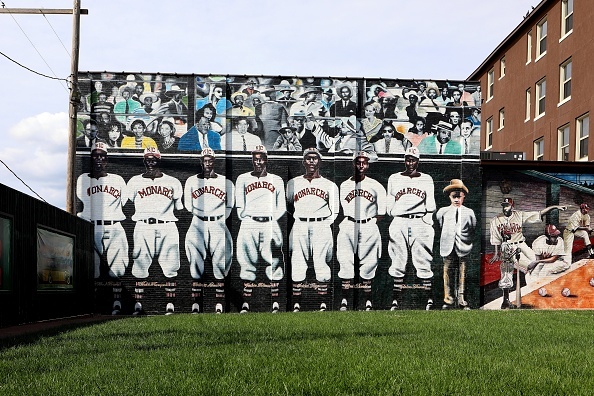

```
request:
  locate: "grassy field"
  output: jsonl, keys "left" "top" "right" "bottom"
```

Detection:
{"left": 1, "top": 310, "right": 594, "bottom": 395}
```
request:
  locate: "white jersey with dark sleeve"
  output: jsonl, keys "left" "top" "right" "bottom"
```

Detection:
{"left": 490, "top": 210, "right": 541, "bottom": 246}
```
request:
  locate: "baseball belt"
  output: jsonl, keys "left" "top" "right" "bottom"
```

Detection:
{"left": 396, "top": 214, "right": 425, "bottom": 219}
{"left": 141, "top": 218, "right": 170, "bottom": 224}
{"left": 197, "top": 215, "right": 224, "bottom": 221}
{"left": 251, "top": 216, "right": 272, "bottom": 222}
{"left": 298, "top": 217, "right": 328, "bottom": 222}
{"left": 347, "top": 216, "right": 373, "bottom": 224}
{"left": 93, "top": 220, "right": 119, "bottom": 225}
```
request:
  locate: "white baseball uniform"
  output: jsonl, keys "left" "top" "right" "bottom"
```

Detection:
{"left": 386, "top": 172, "right": 436, "bottom": 279}
{"left": 490, "top": 210, "right": 540, "bottom": 270}
{"left": 337, "top": 176, "right": 386, "bottom": 280}
{"left": 286, "top": 175, "right": 339, "bottom": 282}
{"left": 563, "top": 210, "right": 591, "bottom": 262}
{"left": 184, "top": 173, "right": 235, "bottom": 280}
{"left": 76, "top": 173, "right": 128, "bottom": 278}
{"left": 235, "top": 172, "right": 286, "bottom": 281}
{"left": 530, "top": 235, "right": 569, "bottom": 278}
{"left": 127, "top": 173, "right": 184, "bottom": 278}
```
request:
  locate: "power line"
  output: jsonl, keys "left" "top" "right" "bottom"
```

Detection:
{"left": 41, "top": 10, "right": 71, "bottom": 58}
{"left": 0, "top": 159, "right": 48, "bottom": 203}
{"left": 0, "top": 50, "right": 69, "bottom": 82}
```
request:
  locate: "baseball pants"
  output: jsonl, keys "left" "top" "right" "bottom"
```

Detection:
{"left": 185, "top": 216, "right": 232, "bottom": 280}
{"left": 388, "top": 217, "right": 434, "bottom": 279}
{"left": 131, "top": 221, "right": 180, "bottom": 278}
{"left": 337, "top": 218, "right": 381, "bottom": 280}
{"left": 290, "top": 220, "right": 333, "bottom": 282}
{"left": 237, "top": 219, "right": 284, "bottom": 281}
{"left": 563, "top": 229, "right": 589, "bottom": 263}
{"left": 94, "top": 222, "right": 128, "bottom": 278}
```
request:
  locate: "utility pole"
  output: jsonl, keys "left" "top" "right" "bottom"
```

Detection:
{"left": 0, "top": 3, "right": 88, "bottom": 213}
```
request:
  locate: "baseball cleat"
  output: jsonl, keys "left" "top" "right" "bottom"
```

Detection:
{"left": 165, "top": 303, "right": 175, "bottom": 315}
{"left": 319, "top": 302, "right": 327, "bottom": 312}
{"left": 442, "top": 303, "right": 453, "bottom": 310}
{"left": 293, "top": 303, "right": 300, "bottom": 313}
{"left": 339, "top": 298, "right": 348, "bottom": 311}
{"left": 240, "top": 302, "right": 250, "bottom": 314}
{"left": 111, "top": 300, "right": 122, "bottom": 315}
{"left": 272, "top": 301, "right": 279, "bottom": 313}
{"left": 365, "top": 300, "right": 373, "bottom": 311}
{"left": 191, "top": 303, "right": 200, "bottom": 314}
{"left": 390, "top": 300, "right": 399, "bottom": 311}
{"left": 458, "top": 300, "right": 469, "bottom": 310}
{"left": 425, "top": 299, "right": 434, "bottom": 311}
{"left": 133, "top": 302, "right": 143, "bottom": 316}
{"left": 215, "top": 303, "right": 223, "bottom": 314}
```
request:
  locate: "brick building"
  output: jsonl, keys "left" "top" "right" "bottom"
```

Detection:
{"left": 469, "top": 0, "right": 594, "bottom": 161}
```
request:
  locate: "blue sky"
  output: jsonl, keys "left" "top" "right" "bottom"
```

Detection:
{"left": 0, "top": 0, "right": 539, "bottom": 209}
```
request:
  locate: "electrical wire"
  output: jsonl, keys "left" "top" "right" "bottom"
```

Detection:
{"left": 0, "top": 50, "right": 69, "bottom": 82}
{"left": 0, "top": 159, "right": 48, "bottom": 203}
{"left": 41, "top": 10, "right": 71, "bottom": 58}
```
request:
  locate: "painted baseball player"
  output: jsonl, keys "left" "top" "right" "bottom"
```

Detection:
{"left": 286, "top": 147, "right": 339, "bottom": 312}
{"left": 386, "top": 146, "right": 436, "bottom": 310}
{"left": 562, "top": 203, "right": 593, "bottom": 263}
{"left": 436, "top": 179, "right": 476, "bottom": 310}
{"left": 527, "top": 224, "right": 569, "bottom": 279}
{"left": 184, "top": 148, "right": 235, "bottom": 314}
{"left": 127, "top": 147, "right": 184, "bottom": 315}
{"left": 76, "top": 142, "right": 128, "bottom": 314}
{"left": 337, "top": 151, "right": 386, "bottom": 311}
{"left": 235, "top": 145, "right": 286, "bottom": 313}
{"left": 496, "top": 227, "right": 520, "bottom": 309}
{"left": 489, "top": 197, "right": 566, "bottom": 276}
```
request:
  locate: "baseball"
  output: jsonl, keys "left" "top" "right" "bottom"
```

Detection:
{"left": 589, "top": 278, "right": 594, "bottom": 287}
{"left": 561, "top": 288, "right": 571, "bottom": 297}
{"left": 538, "top": 287, "right": 547, "bottom": 297}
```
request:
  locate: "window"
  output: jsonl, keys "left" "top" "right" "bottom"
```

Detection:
{"left": 558, "top": 124, "right": 570, "bottom": 161}
{"left": 536, "top": 19, "right": 547, "bottom": 58}
{"left": 577, "top": 114, "right": 589, "bottom": 160}
{"left": 536, "top": 79, "right": 546, "bottom": 118}
{"left": 486, "top": 117, "right": 493, "bottom": 148}
{"left": 525, "top": 88, "right": 531, "bottom": 121}
{"left": 527, "top": 30, "right": 532, "bottom": 63}
{"left": 0, "top": 215, "right": 11, "bottom": 290}
{"left": 534, "top": 138, "right": 544, "bottom": 160}
{"left": 500, "top": 57, "right": 506, "bottom": 79}
{"left": 487, "top": 69, "right": 494, "bottom": 100}
{"left": 562, "top": 0, "right": 574, "bottom": 37}
{"left": 499, "top": 108, "right": 505, "bottom": 130}
{"left": 559, "top": 59, "right": 572, "bottom": 103}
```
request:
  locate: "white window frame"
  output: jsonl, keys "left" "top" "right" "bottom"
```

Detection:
{"left": 561, "top": 0, "right": 574, "bottom": 40}
{"left": 535, "top": 78, "right": 546, "bottom": 120}
{"left": 536, "top": 18, "right": 547, "bottom": 60}
{"left": 499, "top": 57, "right": 506, "bottom": 79}
{"left": 487, "top": 69, "right": 494, "bottom": 101}
{"left": 577, "top": 114, "right": 589, "bottom": 161}
{"left": 527, "top": 30, "right": 532, "bottom": 64}
{"left": 559, "top": 58, "right": 572, "bottom": 105}
{"left": 558, "top": 124, "right": 570, "bottom": 161}
{"left": 498, "top": 108, "right": 505, "bottom": 130}
{"left": 525, "top": 88, "right": 531, "bottom": 122}
{"left": 534, "top": 138, "right": 545, "bottom": 161}
{"left": 486, "top": 117, "right": 493, "bottom": 149}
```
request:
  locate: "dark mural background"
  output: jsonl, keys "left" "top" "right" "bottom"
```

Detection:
{"left": 75, "top": 73, "right": 482, "bottom": 313}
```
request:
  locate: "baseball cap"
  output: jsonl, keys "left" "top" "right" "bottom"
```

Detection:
{"left": 545, "top": 224, "right": 561, "bottom": 237}
{"left": 143, "top": 146, "right": 161, "bottom": 159}
{"left": 501, "top": 197, "right": 514, "bottom": 207}
{"left": 252, "top": 145, "right": 268, "bottom": 155}
{"left": 404, "top": 147, "right": 420, "bottom": 159}
{"left": 201, "top": 148, "right": 216, "bottom": 158}
{"left": 353, "top": 151, "right": 370, "bottom": 160}
{"left": 303, "top": 147, "right": 321, "bottom": 159}
{"left": 92, "top": 141, "right": 108, "bottom": 154}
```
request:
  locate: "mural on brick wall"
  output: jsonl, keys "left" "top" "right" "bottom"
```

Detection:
{"left": 75, "top": 73, "right": 481, "bottom": 314}
{"left": 482, "top": 169, "right": 594, "bottom": 309}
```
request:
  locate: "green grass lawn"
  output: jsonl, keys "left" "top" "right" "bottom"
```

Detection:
{"left": 1, "top": 310, "right": 594, "bottom": 395}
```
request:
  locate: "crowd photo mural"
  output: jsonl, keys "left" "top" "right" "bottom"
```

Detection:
{"left": 482, "top": 169, "right": 594, "bottom": 309}
{"left": 74, "top": 73, "right": 482, "bottom": 314}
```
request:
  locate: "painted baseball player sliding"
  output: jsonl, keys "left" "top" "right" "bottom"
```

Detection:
{"left": 337, "top": 151, "right": 386, "bottom": 311}
{"left": 127, "top": 147, "right": 183, "bottom": 315}
{"left": 563, "top": 203, "right": 594, "bottom": 263}
{"left": 184, "top": 148, "right": 235, "bottom": 314}
{"left": 76, "top": 142, "right": 128, "bottom": 313}
{"left": 286, "top": 148, "right": 339, "bottom": 312}
{"left": 436, "top": 179, "right": 476, "bottom": 309}
{"left": 235, "top": 145, "right": 286, "bottom": 313}
{"left": 386, "top": 147, "right": 436, "bottom": 310}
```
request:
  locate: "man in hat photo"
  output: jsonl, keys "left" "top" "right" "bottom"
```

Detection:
{"left": 221, "top": 116, "right": 262, "bottom": 152}
{"left": 489, "top": 197, "right": 566, "bottom": 277}
{"left": 272, "top": 126, "right": 302, "bottom": 151}
{"left": 235, "top": 145, "right": 286, "bottom": 313}
{"left": 527, "top": 224, "right": 570, "bottom": 280}
{"left": 159, "top": 84, "right": 188, "bottom": 121}
{"left": 337, "top": 151, "right": 386, "bottom": 311}
{"left": 126, "top": 147, "right": 184, "bottom": 315}
{"left": 230, "top": 92, "right": 255, "bottom": 117}
{"left": 386, "top": 146, "right": 436, "bottom": 310}
{"left": 286, "top": 147, "right": 339, "bottom": 312}
{"left": 326, "top": 116, "right": 377, "bottom": 160}
{"left": 275, "top": 80, "right": 297, "bottom": 102}
{"left": 436, "top": 179, "right": 476, "bottom": 309}
{"left": 562, "top": 203, "right": 594, "bottom": 263}
{"left": 290, "top": 87, "right": 323, "bottom": 117}
{"left": 417, "top": 120, "right": 461, "bottom": 155}
{"left": 320, "top": 87, "right": 335, "bottom": 116}
{"left": 330, "top": 83, "right": 357, "bottom": 117}
{"left": 455, "top": 119, "right": 480, "bottom": 155}
{"left": 183, "top": 148, "right": 235, "bottom": 314}
{"left": 254, "top": 87, "right": 289, "bottom": 149}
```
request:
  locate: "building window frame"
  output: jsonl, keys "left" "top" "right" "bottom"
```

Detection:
{"left": 527, "top": 30, "right": 532, "bottom": 64}
{"left": 525, "top": 88, "right": 531, "bottom": 122}
{"left": 534, "top": 137, "right": 545, "bottom": 161}
{"left": 577, "top": 113, "right": 589, "bottom": 161}
{"left": 487, "top": 69, "right": 494, "bottom": 101}
{"left": 558, "top": 124, "right": 570, "bottom": 161}
{"left": 561, "top": 0, "right": 574, "bottom": 39}
{"left": 498, "top": 108, "right": 505, "bottom": 130}
{"left": 486, "top": 117, "right": 493, "bottom": 149}
{"left": 559, "top": 58, "right": 572, "bottom": 105}
{"left": 535, "top": 78, "right": 546, "bottom": 120}
{"left": 536, "top": 18, "right": 547, "bottom": 60}
{"left": 499, "top": 57, "right": 506, "bottom": 79}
